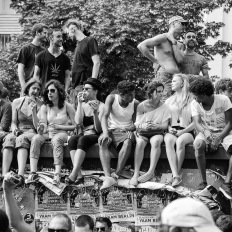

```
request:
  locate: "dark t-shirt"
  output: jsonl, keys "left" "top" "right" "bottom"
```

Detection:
{"left": 72, "top": 36, "right": 99, "bottom": 87}
{"left": 35, "top": 50, "right": 71, "bottom": 87}
{"left": 17, "top": 43, "right": 45, "bottom": 82}
{"left": 180, "top": 52, "right": 208, "bottom": 75}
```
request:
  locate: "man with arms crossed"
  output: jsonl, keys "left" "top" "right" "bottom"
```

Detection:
{"left": 138, "top": 16, "right": 187, "bottom": 99}
{"left": 34, "top": 28, "right": 71, "bottom": 91}
{"left": 99, "top": 81, "right": 139, "bottom": 189}
{"left": 17, "top": 23, "right": 48, "bottom": 89}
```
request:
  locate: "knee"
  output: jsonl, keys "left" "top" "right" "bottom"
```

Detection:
{"left": 68, "top": 136, "right": 79, "bottom": 150}
{"left": 136, "top": 139, "right": 146, "bottom": 148}
{"left": 176, "top": 139, "right": 186, "bottom": 149}
{"left": 77, "top": 136, "right": 90, "bottom": 152}
{"left": 151, "top": 137, "right": 163, "bottom": 148}
{"left": 123, "top": 139, "right": 132, "bottom": 148}
{"left": 164, "top": 135, "right": 175, "bottom": 146}
{"left": 31, "top": 134, "right": 45, "bottom": 144}
{"left": 194, "top": 140, "right": 206, "bottom": 157}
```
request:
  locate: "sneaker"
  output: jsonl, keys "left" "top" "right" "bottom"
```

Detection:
{"left": 219, "top": 183, "right": 232, "bottom": 200}
{"left": 26, "top": 172, "right": 39, "bottom": 184}
{"left": 111, "top": 172, "right": 119, "bottom": 180}
{"left": 52, "top": 174, "right": 61, "bottom": 185}
{"left": 172, "top": 176, "right": 182, "bottom": 187}
{"left": 16, "top": 175, "right": 25, "bottom": 188}
{"left": 100, "top": 177, "right": 117, "bottom": 190}
{"left": 197, "top": 181, "right": 208, "bottom": 190}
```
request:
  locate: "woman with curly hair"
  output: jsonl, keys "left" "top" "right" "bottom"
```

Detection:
{"left": 164, "top": 73, "right": 195, "bottom": 187}
{"left": 27, "top": 79, "right": 75, "bottom": 185}
{"left": 1, "top": 78, "right": 42, "bottom": 187}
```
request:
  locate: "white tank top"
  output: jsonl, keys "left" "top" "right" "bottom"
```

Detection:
{"left": 108, "top": 94, "right": 135, "bottom": 129}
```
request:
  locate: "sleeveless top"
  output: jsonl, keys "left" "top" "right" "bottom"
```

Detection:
{"left": 108, "top": 94, "right": 135, "bottom": 130}
{"left": 17, "top": 97, "right": 35, "bottom": 129}
{"left": 47, "top": 103, "right": 69, "bottom": 137}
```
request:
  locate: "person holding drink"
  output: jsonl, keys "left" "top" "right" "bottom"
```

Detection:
{"left": 66, "top": 78, "right": 104, "bottom": 185}
{"left": 27, "top": 79, "right": 75, "bottom": 185}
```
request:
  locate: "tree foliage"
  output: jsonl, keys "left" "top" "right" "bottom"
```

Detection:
{"left": 1, "top": 0, "right": 232, "bottom": 100}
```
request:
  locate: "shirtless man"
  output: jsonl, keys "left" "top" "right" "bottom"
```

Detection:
{"left": 138, "top": 16, "right": 187, "bottom": 99}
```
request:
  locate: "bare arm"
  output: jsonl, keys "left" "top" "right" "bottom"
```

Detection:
{"left": 3, "top": 177, "right": 33, "bottom": 232}
{"left": 33, "top": 65, "right": 41, "bottom": 82}
{"left": 217, "top": 109, "right": 232, "bottom": 141}
{"left": 91, "top": 54, "right": 100, "bottom": 78}
{"left": 18, "top": 63, "right": 26, "bottom": 89}
{"left": 172, "top": 42, "right": 184, "bottom": 64}
{"left": 124, "top": 100, "right": 140, "bottom": 131}
{"left": 202, "top": 68, "right": 209, "bottom": 79}
{"left": 137, "top": 34, "right": 167, "bottom": 63}
{"left": 40, "top": 105, "right": 48, "bottom": 134}
{"left": 93, "top": 102, "right": 104, "bottom": 133}
{"left": 11, "top": 99, "right": 20, "bottom": 132}
{"left": 65, "top": 69, "right": 70, "bottom": 92}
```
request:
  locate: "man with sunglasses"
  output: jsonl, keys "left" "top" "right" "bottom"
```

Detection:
{"left": 48, "top": 213, "right": 72, "bottom": 232}
{"left": 95, "top": 217, "right": 112, "bottom": 232}
{"left": 180, "top": 31, "right": 209, "bottom": 82}
{"left": 138, "top": 15, "right": 187, "bottom": 100}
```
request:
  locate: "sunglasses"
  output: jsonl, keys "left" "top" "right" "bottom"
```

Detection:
{"left": 48, "top": 229, "right": 70, "bottom": 232}
{"left": 83, "top": 87, "right": 93, "bottom": 91}
{"left": 94, "top": 227, "right": 106, "bottom": 232}
{"left": 46, "top": 88, "right": 56, "bottom": 94}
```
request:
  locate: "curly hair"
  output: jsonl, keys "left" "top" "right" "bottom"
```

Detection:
{"left": 189, "top": 78, "right": 214, "bottom": 96}
{"left": 32, "top": 23, "right": 48, "bottom": 37}
{"left": 145, "top": 81, "right": 164, "bottom": 99}
{"left": 43, "top": 79, "right": 66, "bottom": 109}
{"left": 117, "top": 80, "right": 135, "bottom": 95}
{"left": 215, "top": 78, "right": 232, "bottom": 94}
{"left": 65, "top": 19, "right": 83, "bottom": 31}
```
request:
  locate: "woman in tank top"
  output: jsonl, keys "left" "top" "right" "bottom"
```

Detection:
{"left": 66, "top": 78, "right": 104, "bottom": 185}
{"left": 1, "top": 78, "right": 42, "bottom": 187}
{"left": 27, "top": 80, "right": 75, "bottom": 185}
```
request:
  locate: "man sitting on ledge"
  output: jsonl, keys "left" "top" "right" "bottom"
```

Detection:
{"left": 190, "top": 78, "right": 232, "bottom": 199}
{"left": 98, "top": 81, "right": 139, "bottom": 190}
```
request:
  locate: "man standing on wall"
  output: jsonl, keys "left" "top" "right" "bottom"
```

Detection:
{"left": 17, "top": 23, "right": 48, "bottom": 89}
{"left": 65, "top": 19, "right": 100, "bottom": 88}
{"left": 137, "top": 16, "right": 187, "bottom": 99}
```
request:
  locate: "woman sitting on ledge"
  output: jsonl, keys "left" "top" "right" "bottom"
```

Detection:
{"left": 27, "top": 79, "right": 75, "bottom": 185}
{"left": 2, "top": 78, "right": 42, "bottom": 187}
{"left": 66, "top": 78, "right": 104, "bottom": 185}
{"left": 164, "top": 73, "right": 195, "bottom": 187}
{"left": 129, "top": 82, "right": 170, "bottom": 186}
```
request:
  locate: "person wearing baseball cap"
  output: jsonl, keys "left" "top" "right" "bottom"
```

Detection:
{"left": 138, "top": 15, "right": 187, "bottom": 100}
{"left": 159, "top": 197, "right": 222, "bottom": 232}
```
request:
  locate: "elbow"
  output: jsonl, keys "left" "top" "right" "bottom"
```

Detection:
{"left": 137, "top": 43, "right": 142, "bottom": 51}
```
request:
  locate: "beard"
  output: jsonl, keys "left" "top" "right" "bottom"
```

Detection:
{"left": 186, "top": 40, "right": 196, "bottom": 49}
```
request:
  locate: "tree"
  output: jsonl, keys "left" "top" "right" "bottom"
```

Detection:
{"left": 2, "top": 0, "right": 232, "bottom": 100}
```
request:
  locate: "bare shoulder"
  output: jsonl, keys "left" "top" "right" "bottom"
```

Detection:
{"left": 105, "top": 94, "right": 115, "bottom": 105}
{"left": 65, "top": 102, "right": 75, "bottom": 111}
{"left": 12, "top": 97, "right": 24, "bottom": 109}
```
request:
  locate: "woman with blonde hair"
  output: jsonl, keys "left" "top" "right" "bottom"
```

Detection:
{"left": 164, "top": 73, "right": 195, "bottom": 187}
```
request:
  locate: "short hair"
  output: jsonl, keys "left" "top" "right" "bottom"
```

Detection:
{"left": 215, "top": 78, "right": 232, "bottom": 94}
{"left": 145, "top": 82, "right": 164, "bottom": 99}
{"left": 75, "top": 215, "right": 94, "bottom": 231}
{"left": 32, "top": 23, "right": 48, "bottom": 37}
{"left": 50, "top": 213, "right": 72, "bottom": 231}
{"left": 184, "top": 30, "right": 196, "bottom": 38}
{"left": 117, "top": 80, "right": 135, "bottom": 95}
{"left": 43, "top": 79, "right": 66, "bottom": 109}
{"left": 65, "top": 19, "right": 82, "bottom": 31}
{"left": 189, "top": 78, "right": 214, "bottom": 96}
{"left": 1, "top": 88, "right": 9, "bottom": 99}
{"left": 0, "top": 209, "right": 10, "bottom": 232}
{"left": 96, "top": 217, "right": 112, "bottom": 228}
{"left": 47, "top": 28, "right": 62, "bottom": 40}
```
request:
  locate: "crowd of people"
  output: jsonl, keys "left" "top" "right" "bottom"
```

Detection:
{"left": 0, "top": 14, "right": 232, "bottom": 231}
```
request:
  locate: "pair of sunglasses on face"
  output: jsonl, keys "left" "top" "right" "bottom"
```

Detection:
{"left": 94, "top": 227, "right": 106, "bottom": 231}
{"left": 45, "top": 88, "right": 56, "bottom": 94}
{"left": 48, "top": 229, "right": 70, "bottom": 232}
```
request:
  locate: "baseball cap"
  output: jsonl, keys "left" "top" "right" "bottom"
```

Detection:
{"left": 169, "top": 15, "right": 187, "bottom": 25}
{"left": 161, "top": 198, "right": 222, "bottom": 232}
